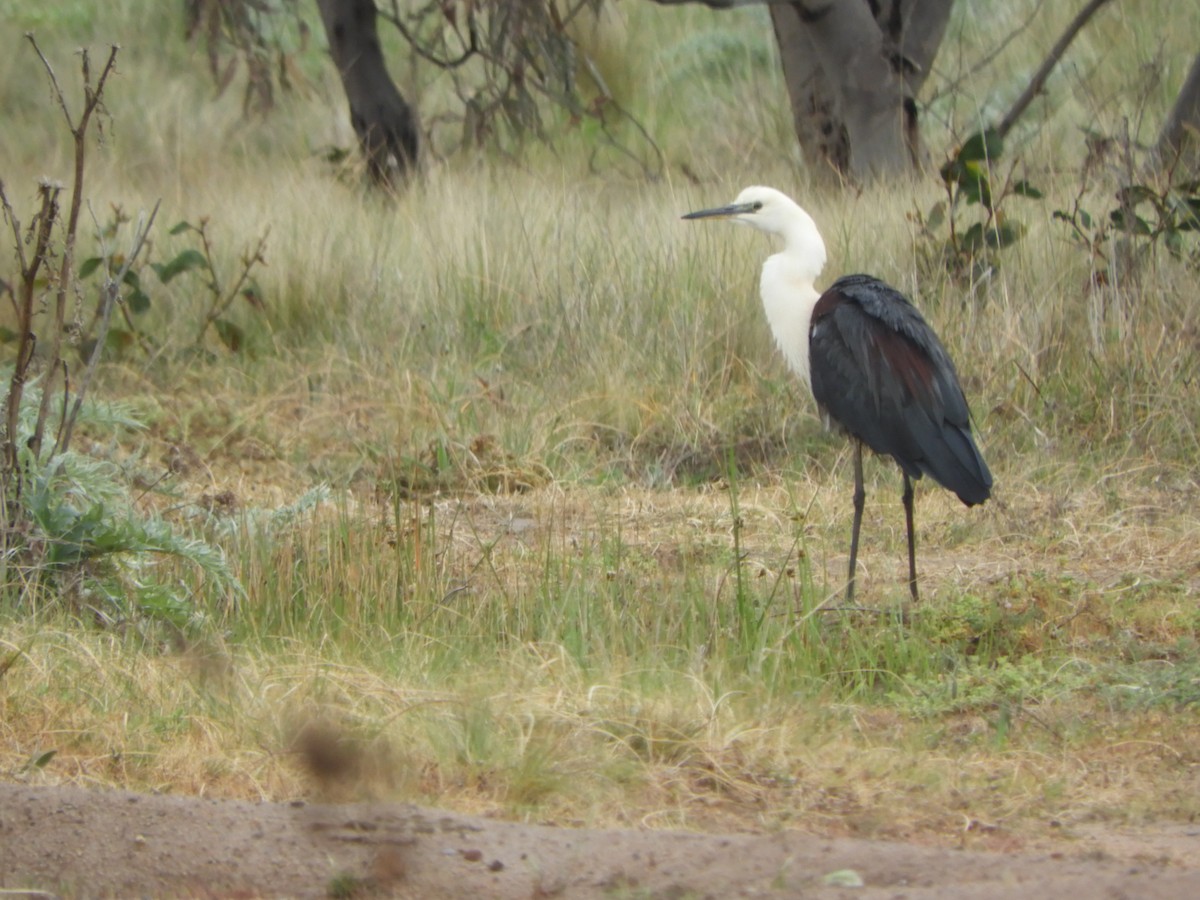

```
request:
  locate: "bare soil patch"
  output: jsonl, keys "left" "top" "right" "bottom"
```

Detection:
{"left": 3, "top": 782, "right": 1199, "bottom": 899}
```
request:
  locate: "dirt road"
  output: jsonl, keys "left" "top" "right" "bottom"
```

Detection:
{"left": 3, "top": 783, "right": 1199, "bottom": 898}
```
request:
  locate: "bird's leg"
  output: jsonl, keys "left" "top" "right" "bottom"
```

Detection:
{"left": 846, "top": 440, "right": 865, "bottom": 603}
{"left": 902, "top": 473, "right": 919, "bottom": 602}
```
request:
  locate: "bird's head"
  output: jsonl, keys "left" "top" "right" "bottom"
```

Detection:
{"left": 683, "top": 186, "right": 827, "bottom": 279}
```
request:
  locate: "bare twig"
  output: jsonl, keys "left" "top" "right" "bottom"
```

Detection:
{"left": 56, "top": 200, "right": 161, "bottom": 457}
{"left": 378, "top": 0, "right": 658, "bottom": 166}
{"left": 993, "top": 0, "right": 1114, "bottom": 141}
{"left": 379, "top": 0, "right": 479, "bottom": 69}
{"left": 193, "top": 226, "right": 269, "bottom": 348}
{"left": 2, "top": 179, "right": 63, "bottom": 479}
{"left": 24, "top": 34, "right": 74, "bottom": 126}
{"left": 584, "top": 95, "right": 666, "bottom": 181}
{"left": 0, "top": 180, "right": 30, "bottom": 277}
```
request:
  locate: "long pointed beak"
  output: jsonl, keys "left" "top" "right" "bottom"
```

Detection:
{"left": 681, "top": 201, "right": 756, "bottom": 221}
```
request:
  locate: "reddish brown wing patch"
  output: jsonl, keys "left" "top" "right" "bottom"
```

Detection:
{"left": 813, "top": 286, "right": 937, "bottom": 406}
{"left": 810, "top": 287, "right": 844, "bottom": 323}
{"left": 870, "top": 327, "right": 937, "bottom": 404}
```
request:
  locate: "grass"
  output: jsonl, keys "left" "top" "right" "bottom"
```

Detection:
{"left": 1, "top": 0, "right": 1199, "bottom": 846}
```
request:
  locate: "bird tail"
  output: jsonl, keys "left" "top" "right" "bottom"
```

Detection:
{"left": 920, "top": 426, "right": 993, "bottom": 507}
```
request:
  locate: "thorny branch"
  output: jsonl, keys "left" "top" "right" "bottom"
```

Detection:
{"left": 1, "top": 179, "right": 62, "bottom": 477}
{"left": 27, "top": 36, "right": 121, "bottom": 461}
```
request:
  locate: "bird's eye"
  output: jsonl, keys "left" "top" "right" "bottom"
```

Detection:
{"left": 751, "top": 201, "right": 763, "bottom": 211}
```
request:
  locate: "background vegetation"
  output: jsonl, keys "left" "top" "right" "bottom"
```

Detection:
{"left": 1, "top": 0, "right": 1197, "bottom": 842}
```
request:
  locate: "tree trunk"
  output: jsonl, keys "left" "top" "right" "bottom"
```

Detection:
{"left": 1154, "top": 51, "right": 1200, "bottom": 175}
{"left": 315, "top": 0, "right": 419, "bottom": 186}
{"left": 770, "top": 0, "right": 953, "bottom": 182}
{"left": 889, "top": 0, "right": 954, "bottom": 92}
{"left": 769, "top": 4, "right": 850, "bottom": 179}
{"left": 888, "top": 0, "right": 955, "bottom": 167}
{"left": 796, "top": 0, "right": 911, "bottom": 180}
{"left": 646, "top": 0, "right": 952, "bottom": 181}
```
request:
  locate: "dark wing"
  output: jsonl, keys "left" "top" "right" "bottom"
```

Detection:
{"left": 809, "top": 274, "right": 992, "bottom": 506}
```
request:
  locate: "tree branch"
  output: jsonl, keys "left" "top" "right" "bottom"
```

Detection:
{"left": 378, "top": 1, "right": 479, "bottom": 69}
{"left": 1, "top": 179, "right": 61, "bottom": 478}
{"left": 24, "top": 34, "right": 76, "bottom": 127}
{"left": 993, "top": 0, "right": 1114, "bottom": 141}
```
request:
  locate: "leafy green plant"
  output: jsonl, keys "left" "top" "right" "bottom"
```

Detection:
{"left": 77, "top": 212, "right": 268, "bottom": 355}
{"left": 1054, "top": 177, "right": 1200, "bottom": 280}
{"left": 914, "top": 129, "right": 1043, "bottom": 281}
{"left": 894, "top": 655, "right": 1094, "bottom": 719}
{"left": 74, "top": 205, "right": 156, "bottom": 356}
{"left": 170, "top": 217, "right": 269, "bottom": 352}
{"left": 1101, "top": 655, "right": 1200, "bottom": 710}
{"left": 3, "top": 375, "right": 240, "bottom": 628}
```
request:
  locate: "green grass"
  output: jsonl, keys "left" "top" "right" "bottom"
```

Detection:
{"left": 1, "top": 0, "right": 1199, "bottom": 842}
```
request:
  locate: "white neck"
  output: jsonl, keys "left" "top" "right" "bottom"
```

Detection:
{"left": 760, "top": 251, "right": 821, "bottom": 391}
{"left": 780, "top": 220, "right": 827, "bottom": 286}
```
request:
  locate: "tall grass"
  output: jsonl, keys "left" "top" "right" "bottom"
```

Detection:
{"left": 1, "top": 0, "right": 1199, "bottom": 836}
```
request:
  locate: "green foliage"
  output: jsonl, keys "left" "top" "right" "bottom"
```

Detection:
{"left": 326, "top": 871, "right": 368, "bottom": 900}
{"left": 2, "top": 375, "right": 240, "bottom": 629}
{"left": 894, "top": 654, "right": 1094, "bottom": 719}
{"left": 1054, "top": 177, "right": 1200, "bottom": 275}
{"left": 184, "top": 0, "right": 309, "bottom": 117}
{"left": 914, "top": 129, "right": 1043, "bottom": 282}
{"left": 75, "top": 211, "right": 268, "bottom": 356}
{"left": 918, "top": 591, "right": 1033, "bottom": 656}
{"left": 1100, "top": 649, "right": 1200, "bottom": 711}
{"left": 152, "top": 247, "right": 208, "bottom": 284}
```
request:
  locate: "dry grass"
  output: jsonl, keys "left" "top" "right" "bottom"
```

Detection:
{"left": 4, "top": 470, "right": 1198, "bottom": 840}
{"left": 1, "top": 0, "right": 1199, "bottom": 847}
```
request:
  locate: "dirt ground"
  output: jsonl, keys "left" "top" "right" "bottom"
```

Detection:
{"left": 2, "top": 783, "right": 1199, "bottom": 899}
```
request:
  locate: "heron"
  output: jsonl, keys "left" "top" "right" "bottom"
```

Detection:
{"left": 683, "top": 186, "right": 992, "bottom": 602}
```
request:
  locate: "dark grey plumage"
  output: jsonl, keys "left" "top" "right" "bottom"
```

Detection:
{"left": 809, "top": 274, "right": 992, "bottom": 508}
